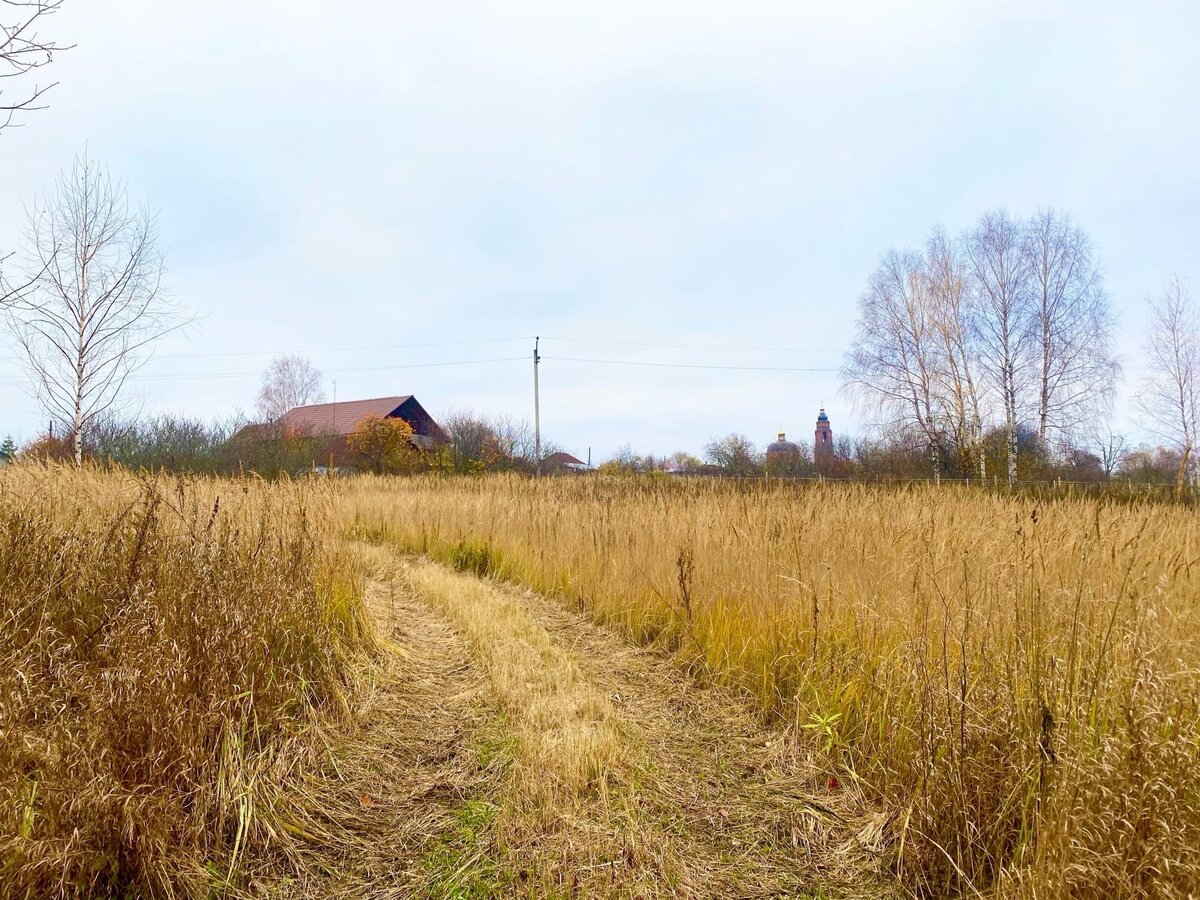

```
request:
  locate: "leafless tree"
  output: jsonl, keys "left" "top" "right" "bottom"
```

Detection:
{"left": 439, "top": 411, "right": 557, "bottom": 472}
{"left": 492, "top": 415, "right": 561, "bottom": 470}
{"left": 704, "top": 433, "right": 763, "bottom": 476}
{"left": 441, "top": 410, "right": 498, "bottom": 470}
{"left": 844, "top": 210, "right": 1122, "bottom": 486}
{"left": 1137, "top": 278, "right": 1199, "bottom": 484}
{"left": 669, "top": 450, "right": 704, "bottom": 473}
{"left": 843, "top": 248, "right": 946, "bottom": 468}
{"left": 256, "top": 354, "right": 325, "bottom": 421}
{"left": 1023, "top": 208, "right": 1119, "bottom": 448}
{"left": 4, "top": 154, "right": 178, "bottom": 466}
{"left": 1086, "top": 424, "right": 1128, "bottom": 480}
{"left": 964, "top": 209, "right": 1032, "bottom": 487}
{"left": 609, "top": 443, "right": 644, "bottom": 473}
{"left": 1, "top": 1, "right": 69, "bottom": 133}
{"left": 925, "top": 228, "right": 986, "bottom": 478}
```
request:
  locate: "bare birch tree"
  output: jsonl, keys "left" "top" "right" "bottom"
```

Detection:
{"left": 964, "top": 210, "right": 1032, "bottom": 487}
{"left": 1023, "top": 208, "right": 1119, "bottom": 448}
{"left": 3, "top": 154, "right": 177, "bottom": 465}
{"left": 926, "top": 227, "right": 986, "bottom": 478}
{"left": 1, "top": 1, "right": 69, "bottom": 133}
{"left": 1137, "top": 278, "right": 1199, "bottom": 484}
{"left": 845, "top": 208, "right": 1121, "bottom": 484}
{"left": 843, "top": 248, "right": 946, "bottom": 469}
{"left": 256, "top": 354, "right": 325, "bottom": 421}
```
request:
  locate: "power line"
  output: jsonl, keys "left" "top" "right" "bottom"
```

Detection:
{"left": 544, "top": 355, "right": 840, "bottom": 372}
{"left": 0, "top": 336, "right": 535, "bottom": 364}
{"left": 0, "top": 334, "right": 1163, "bottom": 387}
{"left": 0, "top": 352, "right": 1163, "bottom": 386}
{"left": 0, "top": 356, "right": 530, "bottom": 385}
{"left": 0, "top": 334, "right": 839, "bottom": 364}
{"left": 542, "top": 336, "right": 837, "bottom": 353}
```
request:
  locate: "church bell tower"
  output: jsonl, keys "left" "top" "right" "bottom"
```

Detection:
{"left": 814, "top": 407, "right": 832, "bottom": 458}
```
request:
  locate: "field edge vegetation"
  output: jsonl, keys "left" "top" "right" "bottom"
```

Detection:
{"left": 0, "top": 463, "right": 374, "bottom": 898}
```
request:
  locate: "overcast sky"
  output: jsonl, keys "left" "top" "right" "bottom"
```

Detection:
{"left": 1, "top": 1, "right": 1197, "bottom": 458}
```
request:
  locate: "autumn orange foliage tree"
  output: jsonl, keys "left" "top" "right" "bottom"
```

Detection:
{"left": 347, "top": 415, "right": 419, "bottom": 474}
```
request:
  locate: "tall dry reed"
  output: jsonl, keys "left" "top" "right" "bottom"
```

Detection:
{"left": 344, "top": 474, "right": 1200, "bottom": 897}
{"left": 0, "top": 463, "right": 369, "bottom": 898}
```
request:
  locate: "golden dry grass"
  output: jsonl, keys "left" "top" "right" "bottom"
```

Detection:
{"left": 0, "top": 463, "right": 370, "bottom": 898}
{"left": 377, "top": 551, "right": 883, "bottom": 898}
{"left": 343, "top": 473, "right": 1200, "bottom": 897}
{"left": 393, "top": 550, "right": 629, "bottom": 801}
{"left": 7, "top": 462, "right": 1198, "bottom": 897}
{"left": 242, "top": 570, "right": 497, "bottom": 898}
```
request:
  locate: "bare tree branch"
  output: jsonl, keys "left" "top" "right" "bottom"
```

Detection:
{"left": 925, "top": 228, "right": 987, "bottom": 478}
{"left": 842, "top": 248, "right": 946, "bottom": 459}
{"left": 0, "top": 1, "right": 71, "bottom": 133}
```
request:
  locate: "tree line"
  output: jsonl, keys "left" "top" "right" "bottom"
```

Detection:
{"left": 592, "top": 428, "right": 1193, "bottom": 490}
{"left": 4, "top": 405, "right": 560, "bottom": 478}
{"left": 842, "top": 208, "right": 1197, "bottom": 490}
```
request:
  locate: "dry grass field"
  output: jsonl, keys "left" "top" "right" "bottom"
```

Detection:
{"left": 0, "top": 465, "right": 370, "bottom": 898}
{"left": 345, "top": 474, "right": 1200, "bottom": 897}
{"left": 4, "top": 464, "right": 1199, "bottom": 898}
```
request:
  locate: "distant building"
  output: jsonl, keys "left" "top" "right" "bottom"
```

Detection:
{"left": 542, "top": 451, "right": 591, "bottom": 474}
{"left": 765, "top": 429, "right": 801, "bottom": 473}
{"left": 814, "top": 407, "right": 833, "bottom": 459}
{"left": 277, "top": 395, "right": 446, "bottom": 450}
{"left": 232, "top": 395, "right": 447, "bottom": 468}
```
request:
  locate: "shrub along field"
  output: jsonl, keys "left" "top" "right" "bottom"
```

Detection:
{"left": 345, "top": 474, "right": 1200, "bottom": 897}
{"left": 0, "top": 465, "right": 369, "bottom": 898}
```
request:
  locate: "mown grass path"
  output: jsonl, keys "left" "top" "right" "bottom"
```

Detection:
{"left": 252, "top": 546, "right": 892, "bottom": 898}
{"left": 478, "top": 573, "right": 892, "bottom": 899}
{"left": 243, "top": 564, "right": 498, "bottom": 898}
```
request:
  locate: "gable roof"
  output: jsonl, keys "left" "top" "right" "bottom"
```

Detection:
{"left": 544, "top": 451, "right": 585, "bottom": 467}
{"left": 276, "top": 396, "right": 412, "bottom": 437}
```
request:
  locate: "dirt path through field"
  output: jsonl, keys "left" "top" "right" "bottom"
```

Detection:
{"left": 394, "top": 551, "right": 890, "bottom": 898}
{"left": 249, "top": 546, "right": 890, "bottom": 898}
{"left": 497, "top": 575, "right": 891, "bottom": 897}
{"left": 244, "top": 567, "right": 500, "bottom": 899}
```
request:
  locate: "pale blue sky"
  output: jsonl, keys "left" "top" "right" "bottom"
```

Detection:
{"left": 1, "top": 1, "right": 1197, "bottom": 458}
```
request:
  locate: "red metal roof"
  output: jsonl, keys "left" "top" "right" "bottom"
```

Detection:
{"left": 544, "top": 451, "right": 585, "bottom": 466}
{"left": 276, "top": 396, "right": 413, "bottom": 437}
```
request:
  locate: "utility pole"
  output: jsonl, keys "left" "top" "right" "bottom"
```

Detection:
{"left": 533, "top": 336, "right": 542, "bottom": 476}
{"left": 328, "top": 380, "right": 337, "bottom": 476}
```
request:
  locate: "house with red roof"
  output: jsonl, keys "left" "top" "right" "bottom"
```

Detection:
{"left": 542, "top": 450, "right": 591, "bottom": 474}
{"left": 233, "top": 395, "right": 447, "bottom": 470}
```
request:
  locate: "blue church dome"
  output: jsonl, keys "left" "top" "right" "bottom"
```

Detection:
{"left": 816, "top": 408, "right": 829, "bottom": 423}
